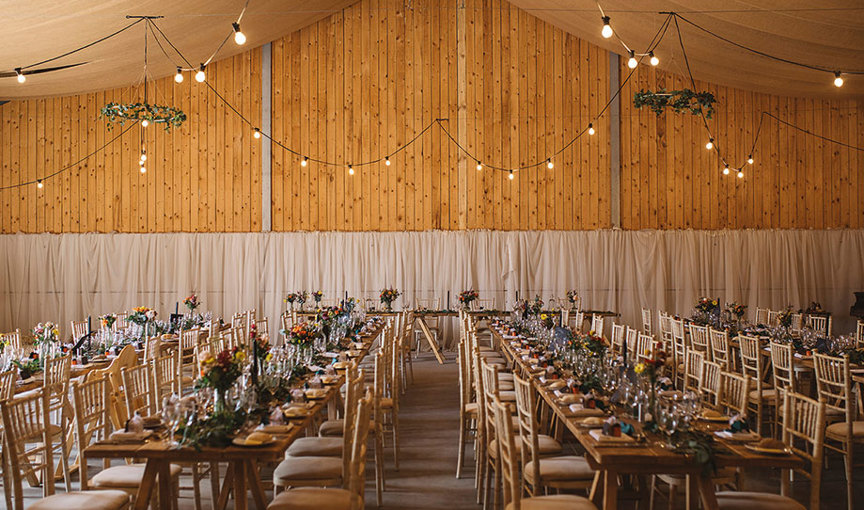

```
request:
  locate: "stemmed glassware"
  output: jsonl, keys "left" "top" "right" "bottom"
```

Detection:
{"left": 162, "top": 394, "right": 181, "bottom": 448}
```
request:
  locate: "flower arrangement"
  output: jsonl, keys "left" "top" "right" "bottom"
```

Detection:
{"left": 778, "top": 308, "right": 793, "bottom": 328}
{"left": 566, "top": 290, "right": 579, "bottom": 307}
{"left": 695, "top": 298, "right": 720, "bottom": 315}
{"left": 197, "top": 347, "right": 245, "bottom": 414}
{"left": 32, "top": 322, "right": 60, "bottom": 346}
{"left": 13, "top": 357, "right": 41, "bottom": 379}
{"left": 312, "top": 291, "right": 324, "bottom": 304}
{"left": 296, "top": 291, "right": 308, "bottom": 305}
{"left": 184, "top": 294, "right": 200, "bottom": 312}
{"left": 99, "top": 314, "right": 117, "bottom": 330}
{"left": 540, "top": 313, "right": 556, "bottom": 329}
{"left": 633, "top": 350, "right": 666, "bottom": 379}
{"left": 458, "top": 290, "right": 479, "bottom": 309}
{"left": 128, "top": 306, "right": 157, "bottom": 326}
{"left": 725, "top": 302, "right": 747, "bottom": 319}
{"left": 284, "top": 322, "right": 318, "bottom": 348}
{"left": 285, "top": 293, "right": 299, "bottom": 305}
{"left": 528, "top": 296, "right": 544, "bottom": 315}
{"left": 380, "top": 288, "right": 401, "bottom": 310}
{"left": 581, "top": 330, "right": 608, "bottom": 357}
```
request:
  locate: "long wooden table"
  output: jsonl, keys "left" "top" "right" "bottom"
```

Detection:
{"left": 490, "top": 326, "right": 804, "bottom": 510}
{"left": 83, "top": 321, "right": 384, "bottom": 510}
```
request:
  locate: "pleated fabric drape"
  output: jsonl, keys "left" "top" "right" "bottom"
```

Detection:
{"left": 0, "top": 230, "right": 860, "bottom": 346}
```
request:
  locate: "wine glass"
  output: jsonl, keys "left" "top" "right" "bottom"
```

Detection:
{"left": 162, "top": 395, "right": 181, "bottom": 448}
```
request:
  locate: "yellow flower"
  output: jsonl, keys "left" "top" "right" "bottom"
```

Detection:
{"left": 634, "top": 363, "right": 646, "bottom": 374}
{"left": 712, "top": 300, "right": 718, "bottom": 305}
{"left": 234, "top": 351, "right": 246, "bottom": 362}
{"left": 540, "top": 314, "right": 548, "bottom": 320}
{"left": 265, "top": 353, "right": 272, "bottom": 362}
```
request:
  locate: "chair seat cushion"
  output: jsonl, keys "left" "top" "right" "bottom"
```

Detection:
{"left": 380, "top": 397, "right": 394, "bottom": 409}
{"left": 715, "top": 491, "right": 805, "bottom": 510}
{"left": 267, "top": 487, "right": 360, "bottom": 510}
{"left": 91, "top": 463, "right": 181, "bottom": 489}
{"left": 274, "top": 456, "right": 343, "bottom": 483}
{"left": 319, "top": 419, "right": 344, "bottom": 437}
{"left": 498, "top": 390, "right": 517, "bottom": 402}
{"left": 287, "top": 437, "right": 343, "bottom": 457}
{"left": 826, "top": 420, "right": 864, "bottom": 440}
{"left": 29, "top": 490, "right": 130, "bottom": 510}
{"left": 490, "top": 434, "right": 562, "bottom": 458}
{"left": 464, "top": 402, "right": 478, "bottom": 414}
{"left": 523, "top": 455, "right": 595, "bottom": 483}
{"left": 748, "top": 388, "right": 777, "bottom": 402}
{"left": 498, "top": 372, "right": 514, "bottom": 381}
{"left": 499, "top": 381, "right": 515, "bottom": 391}
{"left": 505, "top": 495, "right": 597, "bottom": 510}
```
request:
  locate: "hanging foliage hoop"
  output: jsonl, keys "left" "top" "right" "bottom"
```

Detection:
{"left": 633, "top": 88, "right": 716, "bottom": 119}
{"left": 100, "top": 102, "right": 186, "bottom": 131}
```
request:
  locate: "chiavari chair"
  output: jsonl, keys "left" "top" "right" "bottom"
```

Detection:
{"left": 610, "top": 323, "right": 625, "bottom": 357}
{"left": 625, "top": 327, "right": 638, "bottom": 361}
{"left": 700, "top": 360, "right": 723, "bottom": 408}
{"left": 120, "top": 364, "right": 157, "bottom": 423}
{"left": 36, "top": 354, "right": 73, "bottom": 489}
{"left": 856, "top": 320, "right": 864, "bottom": 348}
{"left": 641, "top": 307, "right": 653, "bottom": 335}
{"left": 715, "top": 390, "right": 824, "bottom": 510}
{"left": 491, "top": 396, "right": 597, "bottom": 510}
{"left": 2, "top": 329, "right": 23, "bottom": 351}
{"left": 0, "top": 368, "right": 18, "bottom": 510}
{"left": 683, "top": 349, "right": 704, "bottom": 393}
{"left": 512, "top": 374, "right": 595, "bottom": 497}
{"left": 766, "top": 309, "right": 781, "bottom": 327}
{"left": 806, "top": 315, "right": 832, "bottom": 337}
{"left": 687, "top": 323, "right": 711, "bottom": 360}
{"left": 790, "top": 313, "right": 804, "bottom": 333}
{"left": 658, "top": 311, "right": 673, "bottom": 355}
{"left": 738, "top": 334, "right": 775, "bottom": 435}
{"left": 670, "top": 317, "right": 687, "bottom": 389}
{"left": 1, "top": 388, "right": 132, "bottom": 510}
{"left": 590, "top": 314, "right": 604, "bottom": 336}
{"left": 708, "top": 327, "right": 732, "bottom": 370}
{"left": 70, "top": 320, "right": 89, "bottom": 345}
{"left": 176, "top": 328, "right": 200, "bottom": 395}
{"left": 151, "top": 354, "right": 178, "bottom": 403}
{"left": 755, "top": 307, "right": 769, "bottom": 325}
{"left": 269, "top": 391, "right": 372, "bottom": 510}
{"left": 718, "top": 370, "right": 750, "bottom": 418}
{"left": 813, "top": 352, "right": 862, "bottom": 510}
{"left": 770, "top": 342, "right": 797, "bottom": 406}
{"left": 569, "top": 310, "right": 584, "bottom": 332}
{"left": 456, "top": 340, "right": 478, "bottom": 479}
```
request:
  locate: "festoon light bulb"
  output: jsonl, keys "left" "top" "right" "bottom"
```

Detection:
{"left": 15, "top": 68, "right": 25, "bottom": 84}
{"left": 174, "top": 67, "right": 184, "bottom": 83}
{"left": 649, "top": 52, "right": 659, "bottom": 66}
{"left": 834, "top": 72, "right": 844, "bottom": 88}
{"left": 627, "top": 50, "right": 638, "bottom": 69}
{"left": 195, "top": 64, "right": 206, "bottom": 83}
{"left": 232, "top": 22, "right": 246, "bottom": 45}
{"left": 546, "top": 159, "right": 554, "bottom": 169}
{"left": 601, "top": 16, "right": 613, "bottom": 39}
{"left": 705, "top": 138, "right": 714, "bottom": 150}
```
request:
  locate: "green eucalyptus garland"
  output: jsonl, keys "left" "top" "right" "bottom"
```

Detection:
{"left": 100, "top": 102, "right": 187, "bottom": 131}
{"left": 633, "top": 88, "right": 716, "bottom": 119}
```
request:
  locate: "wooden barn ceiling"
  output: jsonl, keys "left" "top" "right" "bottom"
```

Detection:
{"left": 1, "top": 0, "right": 863, "bottom": 99}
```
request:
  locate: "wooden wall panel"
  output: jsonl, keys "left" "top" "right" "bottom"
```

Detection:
{"left": 619, "top": 64, "right": 864, "bottom": 229}
{"left": 0, "top": 50, "right": 261, "bottom": 233}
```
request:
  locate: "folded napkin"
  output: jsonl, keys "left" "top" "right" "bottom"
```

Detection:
{"left": 589, "top": 428, "right": 634, "bottom": 443}
{"left": 568, "top": 404, "right": 604, "bottom": 417}
{"left": 714, "top": 430, "right": 760, "bottom": 442}
{"left": 260, "top": 424, "right": 293, "bottom": 434}
{"left": 109, "top": 430, "right": 152, "bottom": 443}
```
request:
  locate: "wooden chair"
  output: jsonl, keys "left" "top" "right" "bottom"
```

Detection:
{"left": 569, "top": 311, "right": 584, "bottom": 332}
{"left": 491, "top": 396, "right": 597, "bottom": 510}
{"left": 1, "top": 389, "right": 131, "bottom": 510}
{"left": 73, "top": 375, "right": 181, "bottom": 508}
{"left": 754, "top": 307, "right": 769, "bottom": 325}
{"left": 635, "top": 333, "right": 656, "bottom": 363}
{"left": 856, "top": 320, "right": 864, "bottom": 348}
{"left": 121, "top": 364, "right": 157, "bottom": 423}
{"left": 512, "top": 373, "right": 595, "bottom": 497}
{"left": 641, "top": 308, "right": 653, "bottom": 335}
{"left": 176, "top": 329, "right": 200, "bottom": 395}
{"left": 714, "top": 390, "right": 824, "bottom": 510}
{"left": 0, "top": 369, "right": 18, "bottom": 510}
{"left": 151, "top": 354, "right": 178, "bottom": 403}
{"left": 610, "top": 323, "right": 625, "bottom": 357}
{"left": 39, "top": 354, "right": 73, "bottom": 489}
{"left": 670, "top": 318, "right": 687, "bottom": 389}
{"left": 718, "top": 370, "right": 750, "bottom": 418}
{"left": 790, "top": 313, "right": 804, "bottom": 333}
{"left": 687, "top": 323, "right": 711, "bottom": 359}
{"left": 738, "top": 335, "right": 775, "bottom": 435}
{"left": 770, "top": 342, "right": 797, "bottom": 405}
{"left": 657, "top": 312, "right": 673, "bottom": 355}
{"left": 708, "top": 328, "right": 732, "bottom": 370}
{"left": 70, "top": 320, "right": 89, "bottom": 344}
{"left": 700, "top": 360, "right": 723, "bottom": 408}
{"left": 2, "top": 329, "right": 23, "bottom": 351}
{"left": 288, "top": 368, "right": 363, "bottom": 459}
{"left": 625, "top": 327, "right": 638, "bottom": 361}
{"left": 766, "top": 310, "right": 781, "bottom": 327}
{"left": 806, "top": 315, "right": 832, "bottom": 337}
{"left": 269, "top": 392, "right": 372, "bottom": 510}
{"left": 813, "top": 352, "right": 862, "bottom": 510}
{"left": 683, "top": 349, "right": 704, "bottom": 393}
{"left": 590, "top": 314, "right": 604, "bottom": 336}
{"left": 456, "top": 340, "right": 477, "bottom": 479}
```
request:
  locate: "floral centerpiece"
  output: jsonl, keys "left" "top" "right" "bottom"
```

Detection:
{"left": 695, "top": 297, "right": 720, "bottom": 315}
{"left": 128, "top": 306, "right": 157, "bottom": 342}
{"left": 13, "top": 357, "right": 41, "bottom": 380}
{"left": 32, "top": 322, "right": 60, "bottom": 346}
{"left": 725, "top": 302, "right": 747, "bottom": 320}
{"left": 184, "top": 294, "right": 200, "bottom": 313}
{"left": 99, "top": 314, "right": 117, "bottom": 330}
{"left": 285, "top": 292, "right": 298, "bottom": 309}
{"left": 312, "top": 291, "right": 324, "bottom": 305}
{"left": 581, "top": 330, "right": 608, "bottom": 358}
{"left": 380, "top": 288, "right": 401, "bottom": 311}
{"left": 566, "top": 290, "right": 579, "bottom": 309}
{"left": 196, "top": 347, "right": 245, "bottom": 414}
{"left": 778, "top": 308, "right": 793, "bottom": 329}
{"left": 458, "top": 289, "right": 479, "bottom": 310}
{"left": 296, "top": 291, "right": 309, "bottom": 308}
{"left": 633, "top": 350, "right": 667, "bottom": 430}
{"left": 285, "top": 322, "right": 318, "bottom": 349}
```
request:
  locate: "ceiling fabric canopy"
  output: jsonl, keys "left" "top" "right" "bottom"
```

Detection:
{"left": 1, "top": 0, "right": 862, "bottom": 99}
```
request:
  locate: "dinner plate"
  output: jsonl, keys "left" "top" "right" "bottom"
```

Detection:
{"left": 283, "top": 406, "right": 310, "bottom": 418}
{"left": 745, "top": 444, "right": 792, "bottom": 455}
{"left": 700, "top": 413, "right": 729, "bottom": 422}
{"left": 305, "top": 388, "right": 328, "bottom": 399}
{"left": 232, "top": 436, "right": 276, "bottom": 447}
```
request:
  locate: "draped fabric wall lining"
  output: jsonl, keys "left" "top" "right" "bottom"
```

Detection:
{"left": 0, "top": 230, "right": 860, "bottom": 345}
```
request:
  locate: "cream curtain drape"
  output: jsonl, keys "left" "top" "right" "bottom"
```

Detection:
{"left": 0, "top": 230, "right": 860, "bottom": 346}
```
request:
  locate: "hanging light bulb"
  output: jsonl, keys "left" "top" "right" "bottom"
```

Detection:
{"left": 36, "top": 179, "right": 43, "bottom": 189}
{"left": 747, "top": 155, "right": 754, "bottom": 165}
{"left": 385, "top": 157, "right": 391, "bottom": 166}
{"left": 834, "top": 71, "right": 844, "bottom": 88}
{"left": 195, "top": 64, "right": 206, "bottom": 83}
{"left": 232, "top": 22, "right": 246, "bottom": 45}
{"left": 705, "top": 138, "right": 714, "bottom": 150}
{"left": 508, "top": 170, "right": 515, "bottom": 180}
{"left": 174, "top": 67, "right": 184, "bottom": 83}
{"left": 546, "top": 159, "right": 554, "bottom": 169}
{"left": 601, "top": 16, "right": 613, "bottom": 39}
{"left": 722, "top": 164, "right": 730, "bottom": 175}
{"left": 15, "top": 68, "right": 25, "bottom": 84}
{"left": 348, "top": 165, "right": 354, "bottom": 175}
{"left": 627, "top": 50, "right": 638, "bottom": 69}
{"left": 141, "top": 119, "right": 149, "bottom": 128}
{"left": 253, "top": 128, "right": 261, "bottom": 139}
{"left": 140, "top": 166, "right": 147, "bottom": 174}
{"left": 140, "top": 152, "right": 147, "bottom": 162}
{"left": 649, "top": 51, "right": 659, "bottom": 66}
{"left": 301, "top": 156, "right": 308, "bottom": 167}
{"left": 737, "top": 170, "right": 744, "bottom": 179}
{"left": 588, "top": 123, "right": 596, "bottom": 136}
{"left": 476, "top": 161, "right": 482, "bottom": 171}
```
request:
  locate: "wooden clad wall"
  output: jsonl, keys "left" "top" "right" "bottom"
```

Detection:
{"left": 270, "top": 0, "right": 609, "bottom": 231}
{"left": 0, "top": 50, "right": 261, "bottom": 232}
{"left": 620, "top": 65, "right": 864, "bottom": 229}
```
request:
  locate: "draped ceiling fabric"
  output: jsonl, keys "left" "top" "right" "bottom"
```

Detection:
{"left": 0, "top": 230, "right": 860, "bottom": 346}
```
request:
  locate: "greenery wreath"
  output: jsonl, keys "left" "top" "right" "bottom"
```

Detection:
{"left": 633, "top": 88, "right": 716, "bottom": 119}
{"left": 100, "top": 102, "right": 187, "bottom": 131}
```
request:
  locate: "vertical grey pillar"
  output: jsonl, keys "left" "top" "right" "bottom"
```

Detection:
{"left": 261, "top": 43, "right": 272, "bottom": 232}
{"left": 609, "top": 52, "right": 621, "bottom": 229}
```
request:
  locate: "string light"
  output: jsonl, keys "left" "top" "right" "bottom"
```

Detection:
{"left": 705, "top": 138, "right": 714, "bottom": 150}
{"left": 36, "top": 179, "right": 43, "bottom": 189}
{"left": 722, "top": 164, "right": 730, "bottom": 175}
{"left": 588, "top": 123, "right": 596, "bottom": 136}
{"left": 546, "top": 159, "right": 554, "bottom": 169}
{"left": 649, "top": 51, "right": 659, "bottom": 66}
{"left": 253, "top": 128, "right": 261, "bottom": 139}
{"left": 141, "top": 119, "right": 149, "bottom": 128}
{"left": 737, "top": 170, "right": 744, "bottom": 179}
{"left": 15, "top": 68, "right": 25, "bottom": 84}
{"left": 747, "top": 155, "right": 754, "bottom": 165}
{"left": 174, "top": 67, "right": 184, "bottom": 83}
{"left": 347, "top": 165, "right": 354, "bottom": 175}
{"left": 195, "top": 64, "right": 206, "bottom": 83}
{"left": 140, "top": 151, "right": 147, "bottom": 162}
{"left": 385, "top": 157, "right": 391, "bottom": 166}
{"left": 140, "top": 165, "right": 147, "bottom": 174}
{"left": 627, "top": 50, "right": 638, "bottom": 69}
{"left": 300, "top": 156, "right": 308, "bottom": 167}
{"left": 601, "top": 16, "right": 613, "bottom": 39}
{"left": 232, "top": 22, "right": 246, "bottom": 45}
{"left": 508, "top": 170, "right": 515, "bottom": 180}
{"left": 833, "top": 71, "right": 844, "bottom": 88}
{"left": 476, "top": 161, "right": 482, "bottom": 171}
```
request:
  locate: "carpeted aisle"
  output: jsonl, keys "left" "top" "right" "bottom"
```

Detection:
{"left": 366, "top": 352, "right": 479, "bottom": 509}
